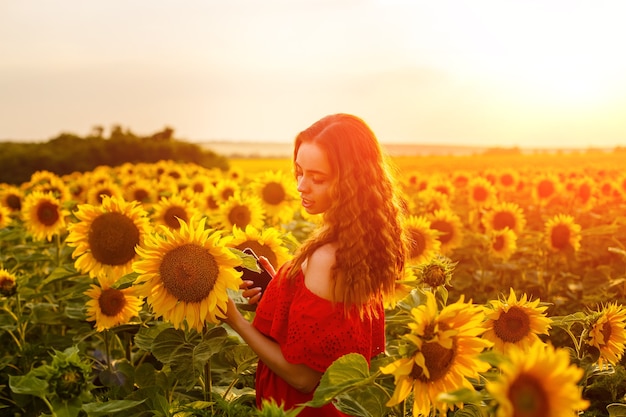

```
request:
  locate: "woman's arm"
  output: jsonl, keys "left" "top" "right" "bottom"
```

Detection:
{"left": 223, "top": 298, "right": 323, "bottom": 393}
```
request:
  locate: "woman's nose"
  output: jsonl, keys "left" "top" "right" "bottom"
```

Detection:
{"left": 297, "top": 176, "right": 308, "bottom": 192}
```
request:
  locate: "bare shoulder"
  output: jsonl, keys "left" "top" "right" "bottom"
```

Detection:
{"left": 302, "top": 243, "right": 340, "bottom": 301}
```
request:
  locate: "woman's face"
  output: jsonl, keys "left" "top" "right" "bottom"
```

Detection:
{"left": 295, "top": 142, "right": 333, "bottom": 215}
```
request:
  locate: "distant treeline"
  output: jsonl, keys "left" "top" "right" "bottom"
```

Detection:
{"left": 0, "top": 125, "right": 229, "bottom": 185}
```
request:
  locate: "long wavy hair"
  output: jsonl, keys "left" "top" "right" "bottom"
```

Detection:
{"left": 287, "top": 113, "right": 408, "bottom": 315}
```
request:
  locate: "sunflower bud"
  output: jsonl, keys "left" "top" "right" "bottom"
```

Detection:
{"left": 0, "top": 269, "right": 17, "bottom": 297}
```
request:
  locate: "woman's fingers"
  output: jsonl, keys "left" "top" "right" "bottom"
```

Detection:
{"left": 258, "top": 256, "right": 276, "bottom": 277}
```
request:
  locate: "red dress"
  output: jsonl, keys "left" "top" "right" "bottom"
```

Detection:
{"left": 252, "top": 263, "right": 385, "bottom": 416}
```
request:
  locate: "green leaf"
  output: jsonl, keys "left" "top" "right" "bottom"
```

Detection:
{"left": 307, "top": 353, "right": 374, "bottom": 407}
{"left": 333, "top": 385, "right": 390, "bottom": 417}
{"left": 50, "top": 397, "right": 83, "bottom": 417}
{"left": 9, "top": 374, "right": 49, "bottom": 398}
{"left": 82, "top": 399, "right": 147, "bottom": 417}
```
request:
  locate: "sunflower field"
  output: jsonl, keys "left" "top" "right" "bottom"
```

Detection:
{"left": 1, "top": 151, "right": 626, "bottom": 417}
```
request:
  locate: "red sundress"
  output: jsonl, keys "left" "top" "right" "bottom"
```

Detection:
{"left": 252, "top": 263, "right": 385, "bottom": 417}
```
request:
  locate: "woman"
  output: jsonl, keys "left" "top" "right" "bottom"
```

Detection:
{"left": 224, "top": 113, "right": 408, "bottom": 416}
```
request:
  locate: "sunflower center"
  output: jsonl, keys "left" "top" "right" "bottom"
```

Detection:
{"left": 411, "top": 337, "right": 457, "bottom": 382}
{"left": 409, "top": 229, "right": 426, "bottom": 259}
{"left": 160, "top": 244, "right": 219, "bottom": 303}
{"left": 430, "top": 220, "right": 454, "bottom": 244}
{"left": 422, "top": 265, "right": 446, "bottom": 287}
{"left": 206, "top": 195, "right": 219, "bottom": 210}
{"left": 550, "top": 224, "right": 571, "bottom": 250}
{"left": 473, "top": 186, "right": 489, "bottom": 202}
{"left": 263, "top": 182, "right": 286, "bottom": 205}
{"left": 221, "top": 188, "right": 235, "bottom": 200}
{"left": 507, "top": 373, "right": 549, "bottom": 417}
{"left": 228, "top": 205, "right": 252, "bottom": 229}
{"left": 36, "top": 201, "right": 60, "bottom": 226}
{"left": 6, "top": 194, "right": 22, "bottom": 210}
{"left": 133, "top": 189, "right": 150, "bottom": 202}
{"left": 493, "top": 212, "right": 515, "bottom": 230}
{"left": 99, "top": 288, "right": 126, "bottom": 316}
{"left": 164, "top": 206, "right": 188, "bottom": 229}
{"left": 537, "top": 180, "right": 555, "bottom": 199}
{"left": 500, "top": 173, "right": 514, "bottom": 187}
{"left": 88, "top": 212, "right": 141, "bottom": 266}
{"left": 578, "top": 183, "right": 592, "bottom": 203}
{"left": 493, "top": 306, "right": 531, "bottom": 343}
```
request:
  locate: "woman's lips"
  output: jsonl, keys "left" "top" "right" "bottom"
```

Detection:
{"left": 301, "top": 198, "right": 313, "bottom": 209}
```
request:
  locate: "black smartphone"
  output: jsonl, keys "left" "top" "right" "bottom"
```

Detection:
{"left": 235, "top": 248, "right": 273, "bottom": 296}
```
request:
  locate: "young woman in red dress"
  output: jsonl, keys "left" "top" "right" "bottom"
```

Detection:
{"left": 224, "top": 113, "right": 408, "bottom": 416}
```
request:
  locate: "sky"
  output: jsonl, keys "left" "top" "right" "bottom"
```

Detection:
{"left": 2, "top": 0, "right": 626, "bottom": 149}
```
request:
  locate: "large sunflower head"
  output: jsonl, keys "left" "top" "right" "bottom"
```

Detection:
{"left": 586, "top": 302, "right": 626, "bottom": 368}
{"left": 544, "top": 213, "right": 582, "bottom": 253}
{"left": 21, "top": 191, "right": 69, "bottom": 242}
{"left": 133, "top": 215, "right": 243, "bottom": 331}
{"left": 481, "top": 201, "right": 526, "bottom": 235}
{"left": 486, "top": 341, "right": 589, "bottom": 417}
{"left": 214, "top": 194, "right": 266, "bottom": 231}
{"left": 247, "top": 170, "right": 298, "bottom": 226}
{"left": 405, "top": 215, "right": 441, "bottom": 266}
{"left": 225, "top": 224, "right": 293, "bottom": 269}
{"left": 483, "top": 288, "right": 552, "bottom": 354}
{"left": 66, "top": 195, "right": 152, "bottom": 286}
{"left": 427, "top": 209, "right": 464, "bottom": 255}
{"left": 381, "top": 292, "right": 492, "bottom": 415}
{"left": 84, "top": 281, "right": 144, "bottom": 332}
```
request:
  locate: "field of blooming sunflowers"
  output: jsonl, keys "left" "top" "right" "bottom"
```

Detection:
{"left": 1, "top": 151, "right": 626, "bottom": 417}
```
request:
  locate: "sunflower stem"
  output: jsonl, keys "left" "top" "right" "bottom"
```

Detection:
{"left": 104, "top": 329, "right": 113, "bottom": 373}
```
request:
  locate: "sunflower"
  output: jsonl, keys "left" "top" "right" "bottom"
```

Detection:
{"left": 488, "top": 228, "right": 518, "bottom": 261}
{"left": 225, "top": 224, "right": 293, "bottom": 269}
{"left": 213, "top": 178, "right": 242, "bottom": 205}
{"left": 384, "top": 267, "right": 418, "bottom": 310}
{"left": 84, "top": 281, "right": 144, "bottom": 331}
{"left": 0, "top": 268, "right": 17, "bottom": 297}
{"left": 28, "top": 174, "right": 73, "bottom": 203}
{"left": 381, "top": 292, "right": 492, "bottom": 415}
{"left": 86, "top": 180, "right": 124, "bottom": 206}
{"left": 214, "top": 194, "right": 266, "bottom": 231}
{"left": 66, "top": 195, "right": 152, "bottom": 286}
{"left": 532, "top": 172, "right": 561, "bottom": 206}
{"left": 151, "top": 194, "right": 199, "bottom": 231}
{"left": 427, "top": 209, "right": 464, "bottom": 255}
{"left": 415, "top": 255, "right": 455, "bottom": 289}
{"left": 544, "top": 213, "right": 582, "bottom": 253}
{"left": 481, "top": 201, "right": 526, "bottom": 235}
{"left": 133, "top": 215, "right": 243, "bottom": 331}
{"left": 486, "top": 341, "right": 589, "bottom": 417}
{"left": 467, "top": 176, "right": 498, "bottom": 209}
{"left": 586, "top": 302, "right": 626, "bottom": 368}
{"left": 123, "top": 178, "right": 159, "bottom": 206}
{"left": 247, "top": 170, "right": 298, "bottom": 226}
{"left": 0, "top": 185, "right": 24, "bottom": 213}
{"left": 21, "top": 191, "right": 69, "bottom": 242}
{"left": 495, "top": 168, "right": 520, "bottom": 193}
{"left": 412, "top": 188, "right": 451, "bottom": 216}
{"left": 405, "top": 215, "right": 441, "bottom": 265}
{"left": 572, "top": 176, "right": 596, "bottom": 210}
{"left": 483, "top": 288, "right": 551, "bottom": 354}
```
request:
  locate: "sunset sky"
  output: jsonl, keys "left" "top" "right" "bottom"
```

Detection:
{"left": 2, "top": 0, "right": 626, "bottom": 148}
